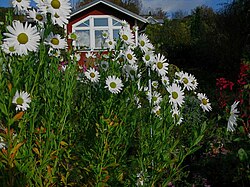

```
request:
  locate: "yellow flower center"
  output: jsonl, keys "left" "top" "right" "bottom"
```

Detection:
{"left": 51, "top": 38, "right": 59, "bottom": 45}
{"left": 70, "top": 33, "right": 77, "bottom": 40}
{"left": 174, "top": 113, "right": 178, "bottom": 119}
{"left": 90, "top": 72, "right": 95, "bottom": 78}
{"left": 16, "top": 0, "right": 22, "bottom": 3}
{"left": 17, "top": 33, "right": 28, "bottom": 44}
{"left": 183, "top": 77, "right": 188, "bottom": 84}
{"left": 102, "top": 33, "right": 108, "bottom": 37}
{"left": 127, "top": 54, "right": 133, "bottom": 60}
{"left": 157, "top": 62, "right": 163, "bottom": 69}
{"left": 110, "top": 82, "right": 117, "bottom": 89}
{"left": 9, "top": 46, "right": 15, "bottom": 52}
{"left": 140, "top": 40, "right": 145, "bottom": 46}
{"left": 156, "top": 110, "right": 160, "bottom": 115}
{"left": 118, "top": 57, "right": 124, "bottom": 63}
{"left": 202, "top": 98, "right": 208, "bottom": 105}
{"left": 172, "top": 91, "right": 178, "bottom": 99}
{"left": 152, "top": 96, "right": 157, "bottom": 102}
{"left": 54, "top": 13, "right": 60, "bottom": 18}
{"left": 145, "top": 55, "right": 150, "bottom": 61}
{"left": 122, "top": 34, "right": 128, "bottom": 41}
{"left": 129, "top": 70, "right": 135, "bottom": 76}
{"left": 51, "top": 0, "right": 61, "bottom": 9}
{"left": 36, "top": 14, "right": 43, "bottom": 21}
{"left": 16, "top": 97, "right": 24, "bottom": 105}
{"left": 108, "top": 41, "right": 113, "bottom": 45}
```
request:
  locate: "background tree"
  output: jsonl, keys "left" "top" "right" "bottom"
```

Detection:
{"left": 171, "top": 10, "right": 188, "bottom": 19}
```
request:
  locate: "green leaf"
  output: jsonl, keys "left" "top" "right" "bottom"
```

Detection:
{"left": 0, "top": 102, "right": 8, "bottom": 116}
{"left": 238, "top": 148, "right": 248, "bottom": 162}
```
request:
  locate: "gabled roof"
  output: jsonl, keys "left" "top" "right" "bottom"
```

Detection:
{"left": 146, "top": 16, "right": 164, "bottom": 25}
{"left": 70, "top": 0, "right": 148, "bottom": 24}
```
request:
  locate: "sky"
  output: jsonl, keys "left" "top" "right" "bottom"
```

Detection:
{"left": 0, "top": 0, "right": 233, "bottom": 14}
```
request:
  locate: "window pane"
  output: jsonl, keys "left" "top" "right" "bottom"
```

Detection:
{"left": 112, "top": 19, "right": 122, "bottom": 26}
{"left": 76, "top": 20, "right": 89, "bottom": 27}
{"left": 75, "top": 30, "right": 90, "bottom": 49}
{"left": 113, "top": 29, "right": 120, "bottom": 40}
{"left": 95, "top": 30, "right": 108, "bottom": 48}
{"left": 94, "top": 18, "right": 108, "bottom": 26}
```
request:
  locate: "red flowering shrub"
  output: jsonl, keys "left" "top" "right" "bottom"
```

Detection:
{"left": 216, "top": 60, "right": 250, "bottom": 134}
{"left": 216, "top": 77, "right": 235, "bottom": 108}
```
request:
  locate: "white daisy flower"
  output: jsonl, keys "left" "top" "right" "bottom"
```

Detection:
{"left": 119, "top": 27, "right": 134, "bottom": 45}
{"left": 125, "top": 47, "right": 137, "bottom": 65}
{"left": 170, "top": 106, "right": 183, "bottom": 125}
{"left": 151, "top": 81, "right": 158, "bottom": 89}
{"left": 150, "top": 91, "right": 162, "bottom": 106}
{"left": 176, "top": 116, "right": 184, "bottom": 125}
{"left": 152, "top": 53, "right": 169, "bottom": 76}
{"left": 167, "top": 83, "right": 185, "bottom": 108}
{"left": 175, "top": 71, "right": 184, "bottom": 84}
{"left": 132, "top": 25, "right": 138, "bottom": 32}
{"left": 1, "top": 41, "right": 17, "bottom": 55}
{"left": 152, "top": 105, "right": 161, "bottom": 117}
{"left": 123, "top": 64, "right": 138, "bottom": 80}
{"left": 51, "top": 11, "right": 69, "bottom": 27}
{"left": 189, "top": 74, "right": 198, "bottom": 90}
{"left": 105, "top": 38, "right": 116, "bottom": 50}
{"left": 85, "top": 67, "right": 100, "bottom": 83}
{"left": 197, "top": 93, "right": 212, "bottom": 112}
{"left": 102, "top": 30, "right": 109, "bottom": 39}
{"left": 121, "top": 20, "right": 129, "bottom": 27}
{"left": 45, "top": 33, "right": 67, "bottom": 49}
{"left": 100, "top": 61, "right": 109, "bottom": 71}
{"left": 28, "top": 9, "right": 46, "bottom": 25}
{"left": 180, "top": 72, "right": 194, "bottom": 91}
{"left": 4, "top": 21, "right": 40, "bottom": 56}
{"left": 12, "top": 91, "right": 31, "bottom": 111}
{"left": 70, "top": 53, "right": 81, "bottom": 61}
{"left": 138, "top": 33, "right": 154, "bottom": 53}
{"left": 44, "top": 0, "right": 71, "bottom": 27}
{"left": 171, "top": 106, "right": 180, "bottom": 118}
{"left": 34, "top": 0, "right": 47, "bottom": 10}
{"left": 48, "top": 48, "right": 61, "bottom": 57}
{"left": 86, "top": 51, "right": 96, "bottom": 59}
{"left": 143, "top": 51, "right": 155, "bottom": 67}
{"left": 227, "top": 101, "right": 240, "bottom": 132}
{"left": 12, "top": 0, "right": 30, "bottom": 14}
{"left": 0, "top": 136, "right": 6, "bottom": 149}
{"left": 161, "top": 76, "right": 169, "bottom": 87}
{"left": 136, "top": 171, "right": 145, "bottom": 186}
{"left": 105, "top": 75, "right": 124, "bottom": 94}
{"left": 114, "top": 50, "right": 126, "bottom": 64}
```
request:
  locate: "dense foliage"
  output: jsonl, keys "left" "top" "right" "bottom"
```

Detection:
{"left": 146, "top": 1, "right": 250, "bottom": 93}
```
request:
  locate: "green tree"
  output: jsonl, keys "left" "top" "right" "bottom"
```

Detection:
{"left": 146, "top": 17, "right": 191, "bottom": 64}
{"left": 216, "top": 0, "right": 250, "bottom": 75}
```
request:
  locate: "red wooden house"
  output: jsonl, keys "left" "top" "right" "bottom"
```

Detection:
{"left": 67, "top": 0, "right": 148, "bottom": 64}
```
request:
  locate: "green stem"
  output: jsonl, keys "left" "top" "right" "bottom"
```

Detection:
{"left": 30, "top": 44, "right": 45, "bottom": 95}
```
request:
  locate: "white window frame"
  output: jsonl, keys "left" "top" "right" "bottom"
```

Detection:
{"left": 72, "top": 15, "right": 124, "bottom": 50}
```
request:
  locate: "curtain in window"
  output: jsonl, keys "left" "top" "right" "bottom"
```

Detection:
{"left": 75, "top": 30, "right": 90, "bottom": 48}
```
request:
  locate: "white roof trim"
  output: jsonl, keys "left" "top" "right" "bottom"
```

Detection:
{"left": 70, "top": 0, "right": 148, "bottom": 24}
